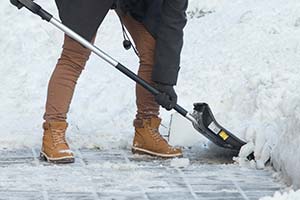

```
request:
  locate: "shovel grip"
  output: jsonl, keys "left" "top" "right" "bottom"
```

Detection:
{"left": 10, "top": 0, "right": 23, "bottom": 9}
{"left": 115, "top": 63, "right": 188, "bottom": 117}
{"left": 10, "top": 0, "right": 52, "bottom": 22}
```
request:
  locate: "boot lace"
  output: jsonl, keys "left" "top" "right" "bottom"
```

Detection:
{"left": 51, "top": 129, "right": 67, "bottom": 146}
{"left": 149, "top": 128, "right": 167, "bottom": 143}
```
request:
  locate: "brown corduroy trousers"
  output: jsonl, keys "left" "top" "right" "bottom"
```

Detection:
{"left": 43, "top": 14, "right": 160, "bottom": 123}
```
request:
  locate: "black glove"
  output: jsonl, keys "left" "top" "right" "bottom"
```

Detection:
{"left": 155, "top": 83, "right": 177, "bottom": 111}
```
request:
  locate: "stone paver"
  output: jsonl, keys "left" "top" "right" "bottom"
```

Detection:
{"left": 0, "top": 147, "right": 285, "bottom": 200}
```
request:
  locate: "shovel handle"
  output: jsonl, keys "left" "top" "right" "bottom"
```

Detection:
{"left": 10, "top": 0, "right": 52, "bottom": 21}
{"left": 11, "top": 0, "right": 190, "bottom": 118}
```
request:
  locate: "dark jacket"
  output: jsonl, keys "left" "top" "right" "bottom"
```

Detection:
{"left": 55, "top": 0, "right": 187, "bottom": 85}
{"left": 118, "top": 0, "right": 162, "bottom": 38}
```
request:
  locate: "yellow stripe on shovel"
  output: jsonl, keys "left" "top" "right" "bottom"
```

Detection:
{"left": 219, "top": 130, "right": 229, "bottom": 141}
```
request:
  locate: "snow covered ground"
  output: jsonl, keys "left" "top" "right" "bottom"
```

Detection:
{"left": 1, "top": 0, "right": 300, "bottom": 198}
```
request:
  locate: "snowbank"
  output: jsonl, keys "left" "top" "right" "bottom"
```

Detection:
{"left": 1, "top": 0, "right": 300, "bottom": 189}
{"left": 183, "top": 0, "right": 300, "bottom": 188}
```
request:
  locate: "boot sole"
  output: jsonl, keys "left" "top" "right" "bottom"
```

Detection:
{"left": 40, "top": 152, "right": 75, "bottom": 164}
{"left": 132, "top": 147, "right": 183, "bottom": 158}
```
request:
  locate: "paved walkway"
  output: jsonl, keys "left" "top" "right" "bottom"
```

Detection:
{"left": 0, "top": 147, "right": 285, "bottom": 200}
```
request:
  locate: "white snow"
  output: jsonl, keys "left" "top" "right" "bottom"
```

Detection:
{"left": 168, "top": 112, "right": 207, "bottom": 146}
{"left": 181, "top": 0, "right": 300, "bottom": 188}
{"left": 260, "top": 190, "right": 300, "bottom": 200}
{"left": 58, "top": 149, "right": 74, "bottom": 154}
{"left": 170, "top": 158, "right": 190, "bottom": 168}
{"left": 1, "top": 0, "right": 300, "bottom": 191}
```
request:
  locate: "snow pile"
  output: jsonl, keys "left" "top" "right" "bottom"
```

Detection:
{"left": 260, "top": 190, "right": 300, "bottom": 200}
{"left": 1, "top": 0, "right": 300, "bottom": 189}
{"left": 182, "top": 0, "right": 300, "bottom": 187}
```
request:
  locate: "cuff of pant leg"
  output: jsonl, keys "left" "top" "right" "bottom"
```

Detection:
{"left": 133, "top": 119, "right": 144, "bottom": 128}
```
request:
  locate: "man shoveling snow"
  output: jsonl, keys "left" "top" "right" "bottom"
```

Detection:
{"left": 40, "top": 0, "right": 188, "bottom": 163}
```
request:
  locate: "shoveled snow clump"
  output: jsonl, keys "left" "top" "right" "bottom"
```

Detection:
{"left": 260, "top": 190, "right": 300, "bottom": 200}
{"left": 170, "top": 158, "right": 190, "bottom": 168}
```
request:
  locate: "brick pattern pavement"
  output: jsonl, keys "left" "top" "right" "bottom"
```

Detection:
{"left": 0, "top": 147, "right": 285, "bottom": 200}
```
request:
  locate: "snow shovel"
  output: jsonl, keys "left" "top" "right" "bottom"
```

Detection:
{"left": 10, "top": 0, "right": 248, "bottom": 153}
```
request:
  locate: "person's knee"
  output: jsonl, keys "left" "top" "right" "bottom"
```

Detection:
{"left": 60, "top": 35, "right": 92, "bottom": 70}
{"left": 137, "top": 36, "right": 156, "bottom": 67}
{"left": 59, "top": 41, "right": 93, "bottom": 72}
{"left": 139, "top": 49, "right": 155, "bottom": 67}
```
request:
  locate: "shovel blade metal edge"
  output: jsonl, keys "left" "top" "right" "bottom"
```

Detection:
{"left": 191, "top": 103, "right": 246, "bottom": 151}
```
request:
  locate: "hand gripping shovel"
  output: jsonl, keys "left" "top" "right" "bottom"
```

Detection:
{"left": 10, "top": 0, "right": 250, "bottom": 154}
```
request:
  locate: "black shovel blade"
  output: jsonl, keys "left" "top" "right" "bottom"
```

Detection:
{"left": 191, "top": 103, "right": 246, "bottom": 151}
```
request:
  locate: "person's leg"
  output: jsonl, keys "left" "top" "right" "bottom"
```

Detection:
{"left": 41, "top": 34, "right": 95, "bottom": 163}
{"left": 120, "top": 18, "right": 159, "bottom": 120}
{"left": 120, "top": 14, "right": 182, "bottom": 158}
{"left": 44, "top": 35, "right": 95, "bottom": 122}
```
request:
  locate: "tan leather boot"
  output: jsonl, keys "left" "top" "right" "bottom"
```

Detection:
{"left": 132, "top": 117, "right": 182, "bottom": 158}
{"left": 40, "top": 122, "right": 74, "bottom": 164}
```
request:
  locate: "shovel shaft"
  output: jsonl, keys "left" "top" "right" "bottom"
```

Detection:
{"left": 51, "top": 18, "right": 119, "bottom": 67}
{"left": 11, "top": 0, "right": 190, "bottom": 119}
{"left": 51, "top": 18, "right": 190, "bottom": 117}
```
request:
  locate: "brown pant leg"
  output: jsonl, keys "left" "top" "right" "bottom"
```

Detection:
{"left": 43, "top": 34, "right": 95, "bottom": 122}
{"left": 121, "top": 14, "right": 160, "bottom": 120}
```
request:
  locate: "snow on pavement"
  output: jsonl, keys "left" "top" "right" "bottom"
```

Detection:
{"left": 0, "top": 146, "right": 285, "bottom": 200}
